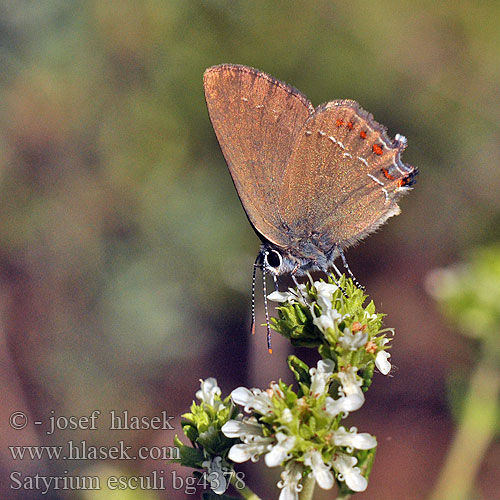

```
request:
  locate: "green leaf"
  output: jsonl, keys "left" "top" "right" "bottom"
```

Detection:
{"left": 287, "top": 355, "right": 310, "bottom": 387}
{"left": 175, "top": 443, "right": 205, "bottom": 468}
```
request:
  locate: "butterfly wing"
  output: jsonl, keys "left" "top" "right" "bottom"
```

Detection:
{"left": 279, "top": 100, "right": 417, "bottom": 253}
{"left": 204, "top": 64, "right": 314, "bottom": 247}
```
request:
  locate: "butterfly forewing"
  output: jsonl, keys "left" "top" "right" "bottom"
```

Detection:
{"left": 204, "top": 64, "right": 314, "bottom": 247}
{"left": 278, "top": 100, "right": 416, "bottom": 251}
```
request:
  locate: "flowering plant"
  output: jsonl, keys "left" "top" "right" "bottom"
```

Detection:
{"left": 175, "top": 276, "right": 394, "bottom": 499}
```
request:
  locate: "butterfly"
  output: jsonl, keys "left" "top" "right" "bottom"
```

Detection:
{"left": 203, "top": 64, "right": 417, "bottom": 351}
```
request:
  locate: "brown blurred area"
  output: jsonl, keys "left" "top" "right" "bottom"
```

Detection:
{"left": 0, "top": 1, "right": 499, "bottom": 499}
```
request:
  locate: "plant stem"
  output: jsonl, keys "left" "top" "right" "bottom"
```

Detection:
{"left": 231, "top": 474, "right": 263, "bottom": 500}
{"left": 300, "top": 476, "right": 316, "bottom": 500}
{"left": 429, "top": 343, "right": 500, "bottom": 500}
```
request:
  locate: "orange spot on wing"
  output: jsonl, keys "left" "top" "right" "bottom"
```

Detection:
{"left": 347, "top": 121, "right": 354, "bottom": 130}
{"left": 372, "top": 144, "right": 384, "bottom": 155}
{"left": 381, "top": 168, "right": 395, "bottom": 180}
{"left": 336, "top": 119, "right": 344, "bottom": 127}
{"left": 360, "top": 130, "right": 367, "bottom": 139}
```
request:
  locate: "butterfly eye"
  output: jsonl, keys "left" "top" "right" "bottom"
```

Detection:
{"left": 264, "top": 250, "right": 282, "bottom": 270}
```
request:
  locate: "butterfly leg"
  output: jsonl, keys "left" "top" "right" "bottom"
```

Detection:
{"left": 338, "top": 246, "right": 365, "bottom": 290}
{"left": 273, "top": 274, "right": 279, "bottom": 292}
{"left": 291, "top": 274, "right": 311, "bottom": 306}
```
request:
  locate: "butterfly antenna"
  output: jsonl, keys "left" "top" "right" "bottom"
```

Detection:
{"left": 251, "top": 256, "right": 260, "bottom": 335}
{"left": 262, "top": 270, "right": 273, "bottom": 353}
{"left": 338, "top": 247, "right": 365, "bottom": 290}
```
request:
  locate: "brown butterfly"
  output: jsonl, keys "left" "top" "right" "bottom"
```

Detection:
{"left": 203, "top": 64, "right": 417, "bottom": 350}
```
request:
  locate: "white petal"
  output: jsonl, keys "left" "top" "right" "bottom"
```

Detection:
{"left": 228, "top": 438, "right": 273, "bottom": 463}
{"left": 338, "top": 367, "right": 364, "bottom": 398}
{"left": 317, "top": 294, "right": 332, "bottom": 311}
{"left": 323, "top": 393, "right": 364, "bottom": 418}
{"left": 326, "top": 308, "right": 342, "bottom": 324}
{"left": 265, "top": 433, "right": 296, "bottom": 467}
{"left": 231, "top": 387, "right": 254, "bottom": 406}
{"left": 231, "top": 387, "right": 273, "bottom": 414}
{"left": 196, "top": 377, "right": 221, "bottom": 406}
{"left": 278, "top": 462, "right": 304, "bottom": 500}
{"left": 279, "top": 484, "right": 300, "bottom": 500}
{"left": 309, "top": 359, "right": 335, "bottom": 397}
{"left": 222, "top": 419, "right": 263, "bottom": 438}
{"left": 268, "top": 291, "right": 294, "bottom": 303}
{"left": 332, "top": 452, "right": 368, "bottom": 492}
{"left": 281, "top": 408, "right": 293, "bottom": 423}
{"left": 313, "top": 314, "right": 333, "bottom": 332}
{"left": 317, "top": 358, "right": 335, "bottom": 373}
{"left": 375, "top": 350, "right": 391, "bottom": 375}
{"left": 315, "top": 281, "right": 338, "bottom": 298}
{"left": 332, "top": 427, "right": 377, "bottom": 449}
{"left": 339, "top": 328, "right": 368, "bottom": 350}
{"left": 227, "top": 444, "right": 253, "bottom": 463}
{"left": 344, "top": 468, "right": 368, "bottom": 492}
{"left": 205, "top": 456, "right": 228, "bottom": 494}
{"left": 304, "top": 449, "right": 334, "bottom": 490}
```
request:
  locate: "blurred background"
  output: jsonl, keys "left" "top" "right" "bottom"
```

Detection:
{"left": 1, "top": 1, "right": 499, "bottom": 499}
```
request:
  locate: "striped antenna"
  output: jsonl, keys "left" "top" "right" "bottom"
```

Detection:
{"left": 262, "top": 271, "right": 272, "bottom": 353}
{"left": 250, "top": 256, "right": 260, "bottom": 335}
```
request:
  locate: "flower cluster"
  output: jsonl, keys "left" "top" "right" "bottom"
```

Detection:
{"left": 176, "top": 276, "right": 395, "bottom": 499}
{"left": 222, "top": 357, "right": 377, "bottom": 499}
{"left": 269, "top": 276, "right": 393, "bottom": 379}
{"left": 174, "top": 378, "right": 238, "bottom": 495}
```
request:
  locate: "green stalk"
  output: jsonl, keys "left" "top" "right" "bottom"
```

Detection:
{"left": 230, "top": 474, "right": 263, "bottom": 500}
{"left": 300, "top": 476, "right": 316, "bottom": 500}
{"left": 429, "top": 343, "right": 500, "bottom": 500}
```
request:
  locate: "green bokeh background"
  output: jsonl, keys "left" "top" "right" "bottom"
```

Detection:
{"left": 1, "top": 1, "right": 499, "bottom": 499}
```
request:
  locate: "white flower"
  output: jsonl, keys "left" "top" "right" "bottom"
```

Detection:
{"left": 223, "top": 415, "right": 275, "bottom": 464}
{"left": 311, "top": 281, "right": 348, "bottom": 333}
{"left": 332, "top": 452, "right": 367, "bottom": 492}
{"left": 314, "top": 281, "right": 338, "bottom": 299}
{"left": 281, "top": 408, "right": 293, "bottom": 423}
{"left": 313, "top": 301, "right": 342, "bottom": 333}
{"left": 227, "top": 435, "right": 274, "bottom": 463}
{"left": 277, "top": 462, "right": 304, "bottom": 500}
{"left": 268, "top": 284, "right": 308, "bottom": 305}
{"left": 222, "top": 417, "right": 263, "bottom": 439}
{"left": 202, "top": 456, "right": 228, "bottom": 495}
{"left": 309, "top": 359, "right": 335, "bottom": 397}
{"left": 265, "top": 432, "right": 296, "bottom": 467}
{"left": 304, "top": 449, "right": 334, "bottom": 490}
{"left": 268, "top": 290, "right": 295, "bottom": 303}
{"left": 331, "top": 426, "right": 377, "bottom": 450}
{"left": 323, "top": 393, "right": 364, "bottom": 418}
{"left": 196, "top": 378, "right": 223, "bottom": 410}
{"left": 231, "top": 386, "right": 273, "bottom": 415}
{"left": 375, "top": 350, "right": 391, "bottom": 375}
{"left": 338, "top": 367, "right": 365, "bottom": 400}
{"left": 339, "top": 327, "right": 368, "bottom": 351}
